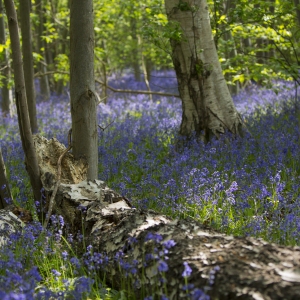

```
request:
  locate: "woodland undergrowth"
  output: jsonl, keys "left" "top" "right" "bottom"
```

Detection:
{"left": 0, "top": 70, "right": 300, "bottom": 299}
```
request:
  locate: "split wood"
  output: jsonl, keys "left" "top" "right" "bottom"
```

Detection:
{"left": 43, "top": 129, "right": 72, "bottom": 228}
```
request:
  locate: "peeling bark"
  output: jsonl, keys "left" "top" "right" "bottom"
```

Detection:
{"left": 1, "top": 136, "right": 300, "bottom": 299}
{"left": 30, "top": 136, "right": 300, "bottom": 299}
{"left": 0, "top": 207, "right": 24, "bottom": 247}
{"left": 165, "top": 0, "right": 243, "bottom": 141}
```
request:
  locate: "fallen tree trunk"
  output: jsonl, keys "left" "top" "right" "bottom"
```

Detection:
{"left": 1, "top": 135, "right": 300, "bottom": 299}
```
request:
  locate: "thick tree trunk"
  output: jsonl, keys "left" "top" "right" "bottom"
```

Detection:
{"left": 165, "top": 0, "right": 243, "bottom": 141}
{"left": 35, "top": 0, "right": 50, "bottom": 101}
{"left": 19, "top": 0, "right": 38, "bottom": 133}
{"left": 70, "top": 0, "right": 98, "bottom": 180}
{"left": 3, "top": 0, "right": 42, "bottom": 203}
{"left": 0, "top": 0, "right": 12, "bottom": 117}
{"left": 0, "top": 147, "right": 12, "bottom": 209}
{"left": 20, "top": 135, "right": 300, "bottom": 299}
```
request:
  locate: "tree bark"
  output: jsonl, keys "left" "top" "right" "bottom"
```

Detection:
{"left": 1, "top": 135, "right": 300, "bottom": 298}
{"left": 24, "top": 135, "right": 300, "bottom": 299}
{"left": 19, "top": 0, "right": 38, "bottom": 133}
{"left": 70, "top": 0, "right": 98, "bottom": 180}
{"left": 0, "top": 0, "right": 12, "bottom": 117}
{"left": 0, "top": 147, "right": 12, "bottom": 209}
{"left": 3, "top": 0, "right": 42, "bottom": 203}
{"left": 35, "top": 0, "right": 50, "bottom": 101}
{"left": 294, "top": 0, "right": 300, "bottom": 27}
{"left": 164, "top": 0, "right": 243, "bottom": 141}
{"left": 223, "top": 0, "right": 240, "bottom": 95}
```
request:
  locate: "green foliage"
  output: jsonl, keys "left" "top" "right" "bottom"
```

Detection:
{"left": 3, "top": 0, "right": 299, "bottom": 89}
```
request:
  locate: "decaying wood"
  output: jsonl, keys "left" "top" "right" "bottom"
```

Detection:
{"left": 1, "top": 136, "right": 299, "bottom": 298}
{"left": 0, "top": 206, "right": 24, "bottom": 247}
{"left": 31, "top": 135, "right": 300, "bottom": 299}
{"left": 42, "top": 129, "right": 73, "bottom": 228}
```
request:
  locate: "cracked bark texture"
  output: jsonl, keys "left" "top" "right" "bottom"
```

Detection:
{"left": 0, "top": 136, "right": 300, "bottom": 298}
{"left": 70, "top": 0, "right": 98, "bottom": 180}
{"left": 165, "top": 0, "right": 243, "bottom": 140}
{"left": 29, "top": 136, "right": 300, "bottom": 299}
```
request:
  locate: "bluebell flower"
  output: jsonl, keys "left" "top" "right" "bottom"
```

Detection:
{"left": 145, "top": 232, "right": 163, "bottom": 243}
{"left": 163, "top": 239, "right": 176, "bottom": 249}
{"left": 158, "top": 260, "right": 168, "bottom": 272}
{"left": 182, "top": 262, "right": 192, "bottom": 277}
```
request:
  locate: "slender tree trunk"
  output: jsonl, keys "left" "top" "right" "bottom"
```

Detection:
{"left": 100, "top": 40, "right": 108, "bottom": 104}
{"left": 3, "top": 0, "right": 42, "bottom": 203}
{"left": 294, "top": 0, "right": 300, "bottom": 26}
{"left": 165, "top": 0, "right": 243, "bottom": 141}
{"left": 223, "top": 0, "right": 240, "bottom": 95}
{"left": 70, "top": 0, "right": 98, "bottom": 180}
{"left": 0, "top": 0, "right": 12, "bottom": 116}
{"left": 49, "top": 0, "right": 66, "bottom": 95}
{"left": 268, "top": 0, "right": 276, "bottom": 60}
{"left": 0, "top": 147, "right": 12, "bottom": 209}
{"left": 254, "top": 3, "right": 266, "bottom": 66}
{"left": 138, "top": 35, "right": 152, "bottom": 101}
{"left": 35, "top": 0, "right": 50, "bottom": 100}
{"left": 130, "top": 17, "right": 141, "bottom": 82}
{"left": 19, "top": 0, "right": 38, "bottom": 133}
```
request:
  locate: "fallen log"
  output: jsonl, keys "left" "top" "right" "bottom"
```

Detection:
{"left": 2, "top": 135, "right": 300, "bottom": 299}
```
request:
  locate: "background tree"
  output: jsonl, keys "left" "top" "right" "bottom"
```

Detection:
{"left": 70, "top": 0, "right": 98, "bottom": 180}
{"left": 3, "top": 0, "right": 42, "bottom": 204}
{"left": 19, "top": 0, "right": 38, "bottom": 133}
{"left": 0, "top": 0, "right": 12, "bottom": 116}
{"left": 35, "top": 0, "right": 50, "bottom": 100}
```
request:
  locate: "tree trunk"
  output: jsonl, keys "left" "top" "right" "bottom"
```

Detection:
{"left": 223, "top": 0, "right": 240, "bottom": 95}
{"left": 0, "top": 0, "right": 12, "bottom": 117}
{"left": 0, "top": 147, "right": 12, "bottom": 209}
{"left": 294, "top": 0, "right": 300, "bottom": 27}
{"left": 19, "top": 0, "right": 38, "bottom": 133}
{"left": 130, "top": 17, "right": 141, "bottom": 82}
{"left": 99, "top": 40, "right": 108, "bottom": 104}
{"left": 10, "top": 134, "right": 297, "bottom": 300}
{"left": 3, "top": 0, "right": 42, "bottom": 203}
{"left": 138, "top": 35, "right": 152, "bottom": 101}
{"left": 35, "top": 0, "right": 50, "bottom": 101}
{"left": 164, "top": 0, "right": 243, "bottom": 141}
{"left": 70, "top": 0, "right": 98, "bottom": 180}
{"left": 49, "top": 0, "right": 66, "bottom": 95}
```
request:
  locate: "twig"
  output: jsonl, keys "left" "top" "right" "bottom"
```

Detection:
{"left": 95, "top": 79, "right": 180, "bottom": 98}
{"left": 98, "top": 119, "right": 115, "bottom": 131}
{"left": 34, "top": 71, "right": 181, "bottom": 98}
{"left": 43, "top": 129, "right": 72, "bottom": 229}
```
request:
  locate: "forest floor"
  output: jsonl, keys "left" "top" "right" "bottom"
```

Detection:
{"left": 0, "top": 71, "right": 300, "bottom": 299}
